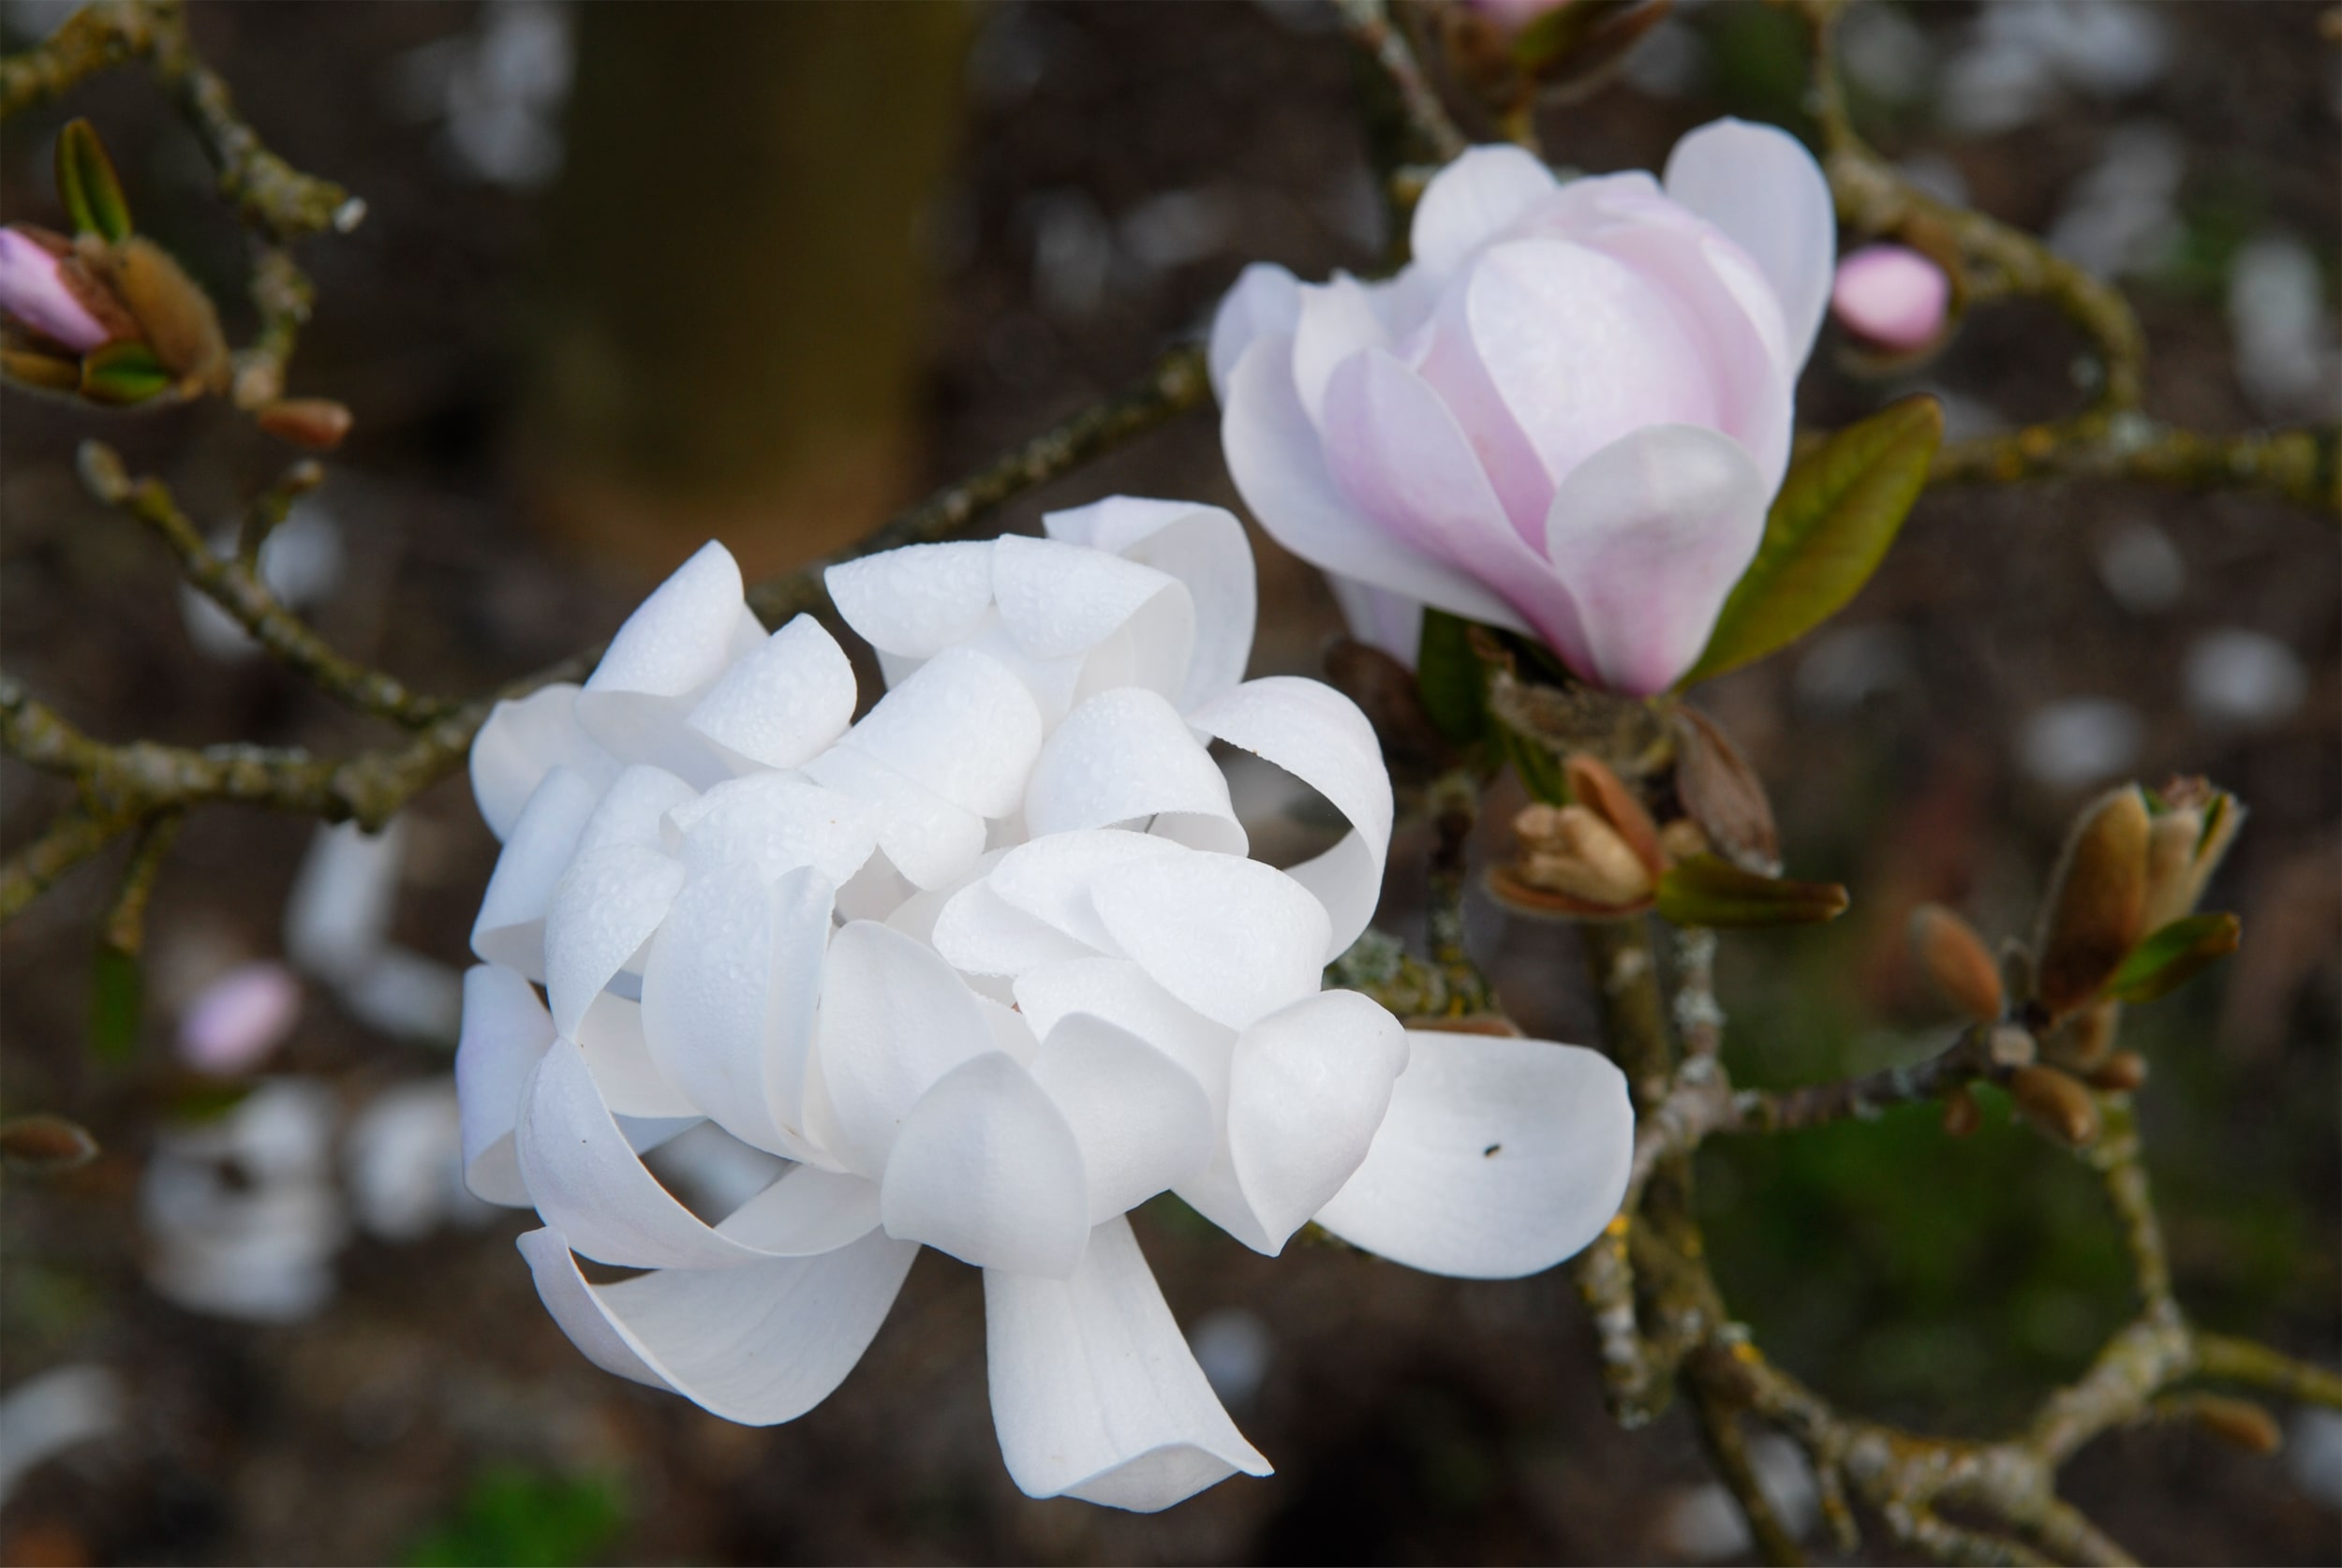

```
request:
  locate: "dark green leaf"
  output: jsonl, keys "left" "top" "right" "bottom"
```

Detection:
{"left": 1494, "top": 718, "right": 1568, "bottom": 805}
{"left": 406, "top": 1467, "right": 626, "bottom": 1568}
{"left": 1416, "top": 608, "right": 1489, "bottom": 745}
{"left": 2106, "top": 911, "right": 2240, "bottom": 1003}
{"left": 89, "top": 944, "right": 142, "bottom": 1061}
{"left": 55, "top": 118, "right": 132, "bottom": 243}
{"left": 1655, "top": 853, "right": 1848, "bottom": 928}
{"left": 79, "top": 341, "right": 170, "bottom": 405}
{"left": 1681, "top": 394, "right": 1942, "bottom": 687}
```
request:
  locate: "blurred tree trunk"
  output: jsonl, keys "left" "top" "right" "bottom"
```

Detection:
{"left": 527, "top": 1, "right": 971, "bottom": 583}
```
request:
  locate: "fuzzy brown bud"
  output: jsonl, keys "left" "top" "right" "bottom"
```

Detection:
{"left": 2173, "top": 1394, "right": 2283, "bottom": 1455}
{"left": 2043, "top": 1000, "right": 2118, "bottom": 1071}
{"left": 1909, "top": 904, "right": 2004, "bottom": 1022}
{"left": 1513, "top": 802, "right": 1655, "bottom": 908}
{"left": 1939, "top": 1084, "right": 1982, "bottom": 1138}
{"left": 1564, "top": 754, "right": 1666, "bottom": 881}
{"left": 1671, "top": 705, "right": 1780, "bottom": 876}
{"left": 82, "top": 234, "right": 229, "bottom": 392}
{"left": 2085, "top": 1049, "right": 2148, "bottom": 1093}
{"left": 256, "top": 397, "right": 354, "bottom": 451}
{"left": 2008, "top": 1065, "right": 2100, "bottom": 1146}
{"left": 0, "top": 1113, "right": 99, "bottom": 1173}
{"left": 2035, "top": 786, "right": 2151, "bottom": 1017}
{"left": 2142, "top": 779, "right": 2243, "bottom": 929}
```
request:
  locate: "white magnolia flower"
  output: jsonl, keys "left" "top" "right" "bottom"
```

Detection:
{"left": 456, "top": 496, "right": 1633, "bottom": 1512}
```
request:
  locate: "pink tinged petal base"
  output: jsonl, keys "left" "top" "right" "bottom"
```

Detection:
{"left": 1225, "top": 989, "right": 1409, "bottom": 1251}
{"left": 685, "top": 614, "right": 858, "bottom": 772}
{"left": 1541, "top": 422, "right": 1768, "bottom": 696}
{"left": 816, "top": 920, "right": 1001, "bottom": 1178}
{"left": 519, "top": 1226, "right": 918, "bottom": 1425}
{"left": 455, "top": 964, "right": 556, "bottom": 1206}
{"left": 1663, "top": 117, "right": 1837, "bottom": 369}
{"left": 1030, "top": 1014, "right": 1215, "bottom": 1225}
{"left": 0, "top": 227, "right": 111, "bottom": 351}
{"left": 1188, "top": 677, "right": 1393, "bottom": 959}
{"left": 878, "top": 1052, "right": 1090, "bottom": 1278}
{"left": 1090, "top": 855, "right": 1330, "bottom": 1031}
{"left": 1313, "top": 1031, "right": 1634, "bottom": 1280}
{"left": 985, "top": 1215, "right": 1271, "bottom": 1510}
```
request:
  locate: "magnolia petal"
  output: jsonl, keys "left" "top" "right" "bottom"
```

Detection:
{"left": 1208, "top": 261, "right": 1302, "bottom": 400}
{"left": 1542, "top": 422, "right": 1768, "bottom": 697}
{"left": 717, "top": 1163, "right": 882, "bottom": 1255}
{"left": 987, "top": 829, "right": 1186, "bottom": 954}
{"left": 468, "top": 684, "right": 616, "bottom": 842}
{"left": 573, "top": 764, "right": 699, "bottom": 860}
{"left": 1314, "top": 1031, "right": 1632, "bottom": 1279}
{"left": 1227, "top": 989, "right": 1409, "bottom": 1250}
{"left": 1188, "top": 678, "right": 1393, "bottom": 958}
{"left": 667, "top": 773, "right": 879, "bottom": 889}
{"left": 986, "top": 1215, "right": 1271, "bottom": 1510}
{"left": 472, "top": 767, "right": 600, "bottom": 981}
{"left": 515, "top": 1040, "right": 774, "bottom": 1269}
{"left": 641, "top": 862, "right": 832, "bottom": 1153}
{"left": 1663, "top": 117, "right": 1835, "bottom": 368}
{"left": 801, "top": 746, "right": 986, "bottom": 891}
{"left": 1013, "top": 957, "right": 1236, "bottom": 1117}
{"left": 1291, "top": 273, "right": 1395, "bottom": 429}
{"left": 1327, "top": 579, "right": 1426, "bottom": 669}
{"left": 456, "top": 965, "right": 556, "bottom": 1206}
{"left": 991, "top": 533, "right": 1190, "bottom": 668}
{"left": 826, "top": 540, "right": 997, "bottom": 658}
{"left": 1030, "top": 1013, "right": 1215, "bottom": 1225}
{"left": 577, "top": 542, "right": 748, "bottom": 758}
{"left": 878, "top": 1052, "right": 1089, "bottom": 1277}
{"left": 840, "top": 646, "right": 1043, "bottom": 820}
{"left": 932, "top": 880, "right": 1096, "bottom": 978}
{"left": 1023, "top": 688, "right": 1245, "bottom": 855}
{"left": 817, "top": 920, "right": 1001, "bottom": 1177}
{"left": 1091, "top": 855, "right": 1329, "bottom": 1031}
{"left": 543, "top": 845, "right": 687, "bottom": 1038}
{"left": 577, "top": 992, "right": 697, "bottom": 1118}
{"left": 1221, "top": 331, "right": 1529, "bottom": 637}
{"left": 686, "top": 614, "right": 858, "bottom": 772}
{"left": 1410, "top": 142, "right": 1560, "bottom": 280}
{"left": 1044, "top": 496, "right": 1257, "bottom": 713}
{"left": 519, "top": 1225, "right": 918, "bottom": 1425}
{"left": 978, "top": 994, "right": 1041, "bottom": 1064}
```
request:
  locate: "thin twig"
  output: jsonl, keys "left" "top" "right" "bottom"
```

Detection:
{"left": 1333, "top": 0, "right": 1469, "bottom": 164}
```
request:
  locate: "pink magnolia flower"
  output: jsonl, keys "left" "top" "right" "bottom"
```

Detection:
{"left": 0, "top": 227, "right": 110, "bottom": 353}
{"left": 1212, "top": 120, "right": 1835, "bottom": 696}
{"left": 1831, "top": 243, "right": 1951, "bottom": 353}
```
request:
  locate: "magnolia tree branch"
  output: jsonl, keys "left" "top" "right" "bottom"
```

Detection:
{"left": 1334, "top": 0, "right": 1469, "bottom": 164}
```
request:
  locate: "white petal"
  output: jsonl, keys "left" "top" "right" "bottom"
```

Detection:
{"left": 468, "top": 684, "right": 616, "bottom": 842}
{"left": 686, "top": 614, "right": 858, "bottom": 773}
{"left": 1188, "top": 678, "right": 1393, "bottom": 958}
{"left": 985, "top": 1215, "right": 1270, "bottom": 1510}
{"left": 878, "top": 1052, "right": 1089, "bottom": 1276}
{"left": 1291, "top": 273, "right": 1393, "bottom": 429}
{"left": 1542, "top": 423, "right": 1769, "bottom": 697}
{"left": 1664, "top": 117, "right": 1836, "bottom": 368}
{"left": 285, "top": 820, "right": 405, "bottom": 984}
{"left": 987, "top": 828, "right": 1186, "bottom": 953}
{"left": 578, "top": 542, "right": 749, "bottom": 757}
{"left": 1023, "top": 688, "right": 1245, "bottom": 856}
{"left": 519, "top": 1225, "right": 918, "bottom": 1425}
{"left": 1044, "top": 496, "right": 1258, "bottom": 712}
{"left": 1314, "top": 1031, "right": 1632, "bottom": 1279}
{"left": 1327, "top": 579, "right": 1427, "bottom": 669}
{"left": 666, "top": 773, "right": 879, "bottom": 888}
{"left": 931, "top": 880, "right": 1096, "bottom": 978}
{"left": 1220, "top": 333, "right": 1531, "bottom": 637}
{"left": 471, "top": 767, "right": 600, "bottom": 981}
{"left": 1208, "top": 261, "right": 1302, "bottom": 400}
{"left": 573, "top": 764, "right": 699, "bottom": 859}
{"left": 1013, "top": 957, "right": 1236, "bottom": 1117}
{"left": 801, "top": 746, "right": 986, "bottom": 891}
{"left": 840, "top": 646, "right": 1043, "bottom": 820}
{"left": 577, "top": 992, "right": 697, "bottom": 1118}
{"left": 640, "top": 863, "right": 833, "bottom": 1152}
{"left": 826, "top": 540, "right": 997, "bottom": 658}
{"left": 543, "top": 844, "right": 686, "bottom": 1038}
{"left": 1031, "top": 1014, "right": 1215, "bottom": 1224}
{"left": 455, "top": 965, "right": 555, "bottom": 1205}
{"left": 717, "top": 1163, "right": 882, "bottom": 1254}
{"left": 1410, "top": 142, "right": 1561, "bottom": 279}
{"left": 816, "top": 921, "right": 1001, "bottom": 1177}
{"left": 991, "top": 533, "right": 1189, "bottom": 665}
{"left": 1091, "top": 855, "right": 1329, "bottom": 1030}
{"left": 515, "top": 1040, "right": 776, "bottom": 1268}
{"left": 1225, "top": 989, "right": 1409, "bottom": 1251}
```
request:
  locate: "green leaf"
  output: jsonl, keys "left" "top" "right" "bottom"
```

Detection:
{"left": 2106, "top": 911, "right": 2240, "bottom": 1003}
{"left": 1493, "top": 718, "right": 1568, "bottom": 805}
{"left": 406, "top": 1468, "right": 626, "bottom": 1568}
{"left": 1655, "top": 853, "right": 1848, "bottom": 928}
{"left": 1681, "top": 394, "right": 1942, "bottom": 687}
{"left": 79, "top": 341, "right": 170, "bottom": 405}
{"left": 1416, "top": 608, "right": 1489, "bottom": 745}
{"left": 89, "top": 945, "right": 142, "bottom": 1062}
{"left": 55, "top": 118, "right": 132, "bottom": 244}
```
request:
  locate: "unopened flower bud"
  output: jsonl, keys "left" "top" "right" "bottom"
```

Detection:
{"left": 257, "top": 397, "right": 354, "bottom": 451}
{"left": 1671, "top": 706, "right": 1779, "bottom": 876}
{"left": 1831, "top": 244, "right": 1951, "bottom": 353}
{"left": 2171, "top": 1393, "right": 2282, "bottom": 1456}
{"left": 2085, "top": 1049, "right": 2148, "bottom": 1093}
{"left": 2008, "top": 1064, "right": 2100, "bottom": 1146}
{"left": 80, "top": 234, "right": 229, "bottom": 392}
{"left": 0, "top": 1113, "right": 100, "bottom": 1174}
{"left": 1939, "top": 1084, "right": 1982, "bottom": 1138}
{"left": 1909, "top": 903, "right": 2004, "bottom": 1022}
{"left": 0, "top": 225, "right": 111, "bottom": 352}
{"left": 2043, "top": 1000, "right": 2118, "bottom": 1071}
{"left": 1564, "top": 753, "right": 1666, "bottom": 880}
{"left": 2034, "top": 786, "right": 2151, "bottom": 1017}
{"left": 2142, "top": 778, "right": 2243, "bottom": 928}
{"left": 1513, "top": 802, "right": 1656, "bottom": 909}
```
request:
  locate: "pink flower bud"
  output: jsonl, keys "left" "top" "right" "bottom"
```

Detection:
{"left": 1831, "top": 244, "right": 1950, "bottom": 353}
{"left": 177, "top": 960, "right": 304, "bottom": 1075}
{"left": 0, "top": 227, "right": 111, "bottom": 353}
